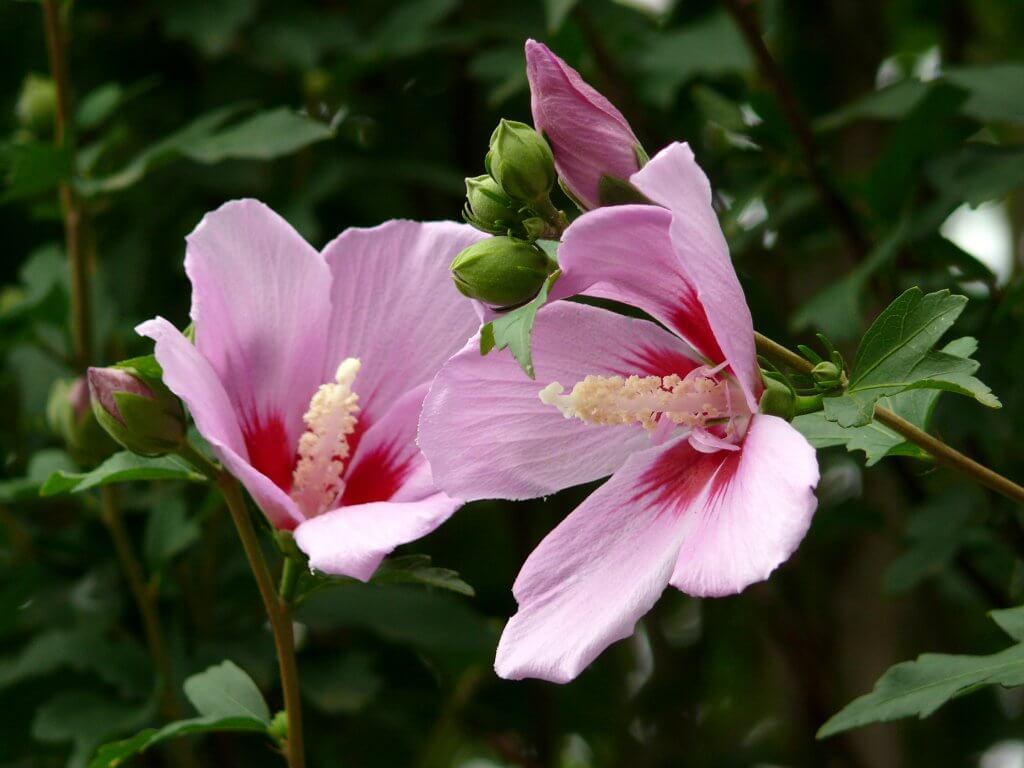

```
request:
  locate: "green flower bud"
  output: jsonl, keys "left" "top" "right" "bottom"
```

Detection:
{"left": 269, "top": 710, "right": 289, "bottom": 744}
{"left": 47, "top": 377, "right": 117, "bottom": 465}
{"left": 88, "top": 364, "right": 186, "bottom": 457}
{"left": 811, "top": 360, "right": 847, "bottom": 391}
{"left": 758, "top": 376, "right": 796, "bottom": 421}
{"left": 15, "top": 74, "right": 56, "bottom": 136}
{"left": 485, "top": 119, "right": 556, "bottom": 203}
{"left": 451, "top": 236, "right": 554, "bottom": 310}
{"left": 463, "top": 174, "right": 527, "bottom": 235}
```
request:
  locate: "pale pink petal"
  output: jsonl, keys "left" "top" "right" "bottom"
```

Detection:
{"left": 495, "top": 435, "right": 727, "bottom": 683}
{"left": 294, "top": 493, "right": 461, "bottom": 580}
{"left": 137, "top": 318, "right": 303, "bottom": 530}
{"left": 185, "top": 199, "right": 333, "bottom": 491}
{"left": 525, "top": 40, "right": 642, "bottom": 209}
{"left": 630, "top": 143, "right": 760, "bottom": 410}
{"left": 321, "top": 220, "right": 485, "bottom": 430}
{"left": 420, "top": 301, "right": 700, "bottom": 501}
{"left": 553, "top": 204, "right": 724, "bottom": 362}
{"left": 670, "top": 414, "right": 818, "bottom": 596}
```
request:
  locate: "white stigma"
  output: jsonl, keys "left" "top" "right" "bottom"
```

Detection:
{"left": 291, "top": 358, "right": 361, "bottom": 519}
{"left": 539, "top": 368, "right": 731, "bottom": 431}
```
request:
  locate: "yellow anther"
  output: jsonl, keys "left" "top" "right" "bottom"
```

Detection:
{"left": 291, "top": 358, "right": 361, "bottom": 518}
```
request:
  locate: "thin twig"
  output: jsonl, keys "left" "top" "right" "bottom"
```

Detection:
{"left": 41, "top": 0, "right": 92, "bottom": 370}
{"left": 719, "top": 0, "right": 870, "bottom": 259}
{"left": 754, "top": 332, "right": 1024, "bottom": 505}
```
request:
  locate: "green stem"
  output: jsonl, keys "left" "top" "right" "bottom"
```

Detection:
{"left": 216, "top": 475, "right": 305, "bottom": 768}
{"left": 99, "top": 487, "right": 198, "bottom": 768}
{"left": 532, "top": 195, "right": 568, "bottom": 238}
{"left": 754, "top": 332, "right": 1024, "bottom": 505}
{"left": 41, "top": 0, "right": 92, "bottom": 370}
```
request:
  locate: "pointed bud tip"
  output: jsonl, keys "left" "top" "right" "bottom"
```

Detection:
{"left": 87, "top": 366, "right": 154, "bottom": 424}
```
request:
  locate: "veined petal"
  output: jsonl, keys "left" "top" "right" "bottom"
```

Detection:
{"left": 420, "top": 301, "right": 700, "bottom": 502}
{"left": 185, "top": 199, "right": 333, "bottom": 476}
{"left": 495, "top": 435, "right": 725, "bottom": 683}
{"left": 631, "top": 143, "right": 760, "bottom": 410}
{"left": 670, "top": 414, "right": 819, "bottom": 596}
{"left": 137, "top": 317, "right": 303, "bottom": 530}
{"left": 294, "top": 493, "right": 461, "bottom": 581}
{"left": 525, "top": 39, "right": 642, "bottom": 209}
{"left": 322, "top": 220, "right": 484, "bottom": 431}
{"left": 554, "top": 204, "right": 724, "bottom": 363}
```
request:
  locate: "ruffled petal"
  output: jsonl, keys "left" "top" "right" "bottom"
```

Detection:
{"left": 669, "top": 414, "right": 819, "bottom": 596}
{"left": 294, "top": 493, "right": 461, "bottom": 580}
{"left": 495, "top": 435, "right": 726, "bottom": 683}
{"left": 185, "top": 199, "right": 333, "bottom": 486}
{"left": 321, "top": 220, "right": 485, "bottom": 432}
{"left": 631, "top": 143, "right": 760, "bottom": 410}
{"left": 420, "top": 301, "right": 699, "bottom": 501}
{"left": 137, "top": 317, "right": 303, "bottom": 529}
{"left": 554, "top": 204, "right": 724, "bottom": 363}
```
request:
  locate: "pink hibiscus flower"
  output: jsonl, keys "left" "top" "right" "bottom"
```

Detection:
{"left": 419, "top": 143, "right": 819, "bottom": 683}
{"left": 139, "top": 199, "right": 484, "bottom": 580}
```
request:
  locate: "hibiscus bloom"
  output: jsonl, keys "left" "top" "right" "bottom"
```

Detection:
{"left": 139, "top": 200, "right": 483, "bottom": 579}
{"left": 420, "top": 143, "right": 819, "bottom": 683}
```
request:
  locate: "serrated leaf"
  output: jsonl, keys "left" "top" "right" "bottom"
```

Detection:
{"left": 794, "top": 337, "right": 975, "bottom": 464}
{"left": 822, "top": 288, "right": 999, "bottom": 427}
{"left": 40, "top": 452, "right": 205, "bottom": 496}
{"left": 819, "top": 639, "right": 1024, "bottom": 738}
{"left": 479, "top": 269, "right": 560, "bottom": 379}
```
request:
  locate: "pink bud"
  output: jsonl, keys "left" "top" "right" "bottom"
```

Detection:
{"left": 525, "top": 39, "right": 644, "bottom": 210}
{"left": 68, "top": 377, "right": 92, "bottom": 422}
{"left": 87, "top": 366, "right": 153, "bottom": 424}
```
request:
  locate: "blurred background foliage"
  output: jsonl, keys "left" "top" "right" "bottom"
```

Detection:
{"left": 1, "top": 0, "right": 1023, "bottom": 766}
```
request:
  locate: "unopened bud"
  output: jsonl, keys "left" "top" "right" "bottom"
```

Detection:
{"left": 485, "top": 119, "right": 556, "bottom": 203}
{"left": 758, "top": 376, "right": 795, "bottom": 421}
{"left": 15, "top": 74, "right": 56, "bottom": 136}
{"left": 463, "top": 175, "right": 529, "bottom": 235}
{"left": 451, "top": 236, "right": 554, "bottom": 310}
{"left": 269, "top": 710, "right": 289, "bottom": 744}
{"left": 47, "top": 377, "right": 116, "bottom": 464}
{"left": 88, "top": 364, "right": 185, "bottom": 457}
{"left": 811, "top": 360, "right": 846, "bottom": 391}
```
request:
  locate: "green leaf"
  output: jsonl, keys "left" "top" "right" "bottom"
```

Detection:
{"left": 991, "top": 606, "right": 1024, "bottom": 643}
{"left": 480, "top": 269, "right": 560, "bottom": 379}
{"left": 40, "top": 452, "right": 205, "bottom": 496}
{"left": 816, "top": 78, "right": 931, "bottom": 132}
{"left": 143, "top": 500, "right": 200, "bottom": 572}
{"left": 183, "top": 660, "right": 271, "bottom": 723}
{"left": 371, "top": 555, "right": 475, "bottom": 596}
{"left": 182, "top": 108, "right": 334, "bottom": 163}
{"left": 944, "top": 63, "right": 1024, "bottom": 123}
{"left": 88, "top": 661, "right": 271, "bottom": 768}
{"left": 794, "top": 337, "right": 976, "bottom": 464}
{"left": 819, "top": 612, "right": 1024, "bottom": 738}
{"left": 0, "top": 449, "right": 76, "bottom": 503}
{"left": 927, "top": 144, "right": 1024, "bottom": 208}
{"left": 1, "top": 141, "right": 71, "bottom": 202}
{"left": 35, "top": 690, "right": 152, "bottom": 768}
{"left": 822, "top": 288, "right": 999, "bottom": 427}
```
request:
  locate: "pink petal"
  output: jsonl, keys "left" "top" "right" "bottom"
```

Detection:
{"left": 321, "top": 220, "right": 485, "bottom": 432}
{"left": 630, "top": 143, "right": 760, "bottom": 410}
{"left": 526, "top": 40, "right": 642, "bottom": 209}
{"left": 342, "top": 384, "right": 429, "bottom": 507}
{"left": 495, "top": 435, "right": 726, "bottom": 683}
{"left": 185, "top": 199, "right": 333, "bottom": 487}
{"left": 553, "top": 204, "right": 724, "bottom": 363}
{"left": 669, "top": 414, "right": 819, "bottom": 596}
{"left": 420, "top": 301, "right": 699, "bottom": 502}
{"left": 294, "top": 493, "right": 461, "bottom": 580}
{"left": 137, "top": 318, "right": 303, "bottom": 530}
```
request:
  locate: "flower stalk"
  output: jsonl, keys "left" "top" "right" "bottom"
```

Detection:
{"left": 180, "top": 441, "right": 306, "bottom": 768}
{"left": 753, "top": 332, "right": 1024, "bottom": 504}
